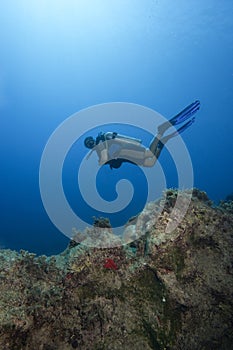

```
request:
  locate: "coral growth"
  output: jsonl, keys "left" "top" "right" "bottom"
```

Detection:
{"left": 0, "top": 189, "right": 233, "bottom": 349}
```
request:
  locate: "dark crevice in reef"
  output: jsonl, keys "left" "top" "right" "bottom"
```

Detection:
{"left": 0, "top": 189, "right": 233, "bottom": 349}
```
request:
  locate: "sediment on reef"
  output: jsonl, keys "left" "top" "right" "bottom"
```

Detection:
{"left": 0, "top": 188, "right": 233, "bottom": 350}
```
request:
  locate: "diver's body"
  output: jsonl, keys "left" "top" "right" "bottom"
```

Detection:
{"left": 84, "top": 100, "right": 200, "bottom": 169}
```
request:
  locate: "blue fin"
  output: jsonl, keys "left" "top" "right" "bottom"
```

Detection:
{"left": 175, "top": 117, "right": 195, "bottom": 135}
{"left": 169, "top": 100, "right": 200, "bottom": 126}
{"left": 161, "top": 117, "right": 195, "bottom": 142}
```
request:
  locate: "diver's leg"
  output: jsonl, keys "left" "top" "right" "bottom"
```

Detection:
{"left": 150, "top": 115, "right": 196, "bottom": 157}
{"left": 142, "top": 137, "right": 164, "bottom": 167}
{"left": 151, "top": 133, "right": 176, "bottom": 160}
{"left": 143, "top": 139, "right": 165, "bottom": 167}
{"left": 148, "top": 136, "right": 171, "bottom": 164}
{"left": 149, "top": 133, "right": 163, "bottom": 155}
{"left": 154, "top": 117, "right": 196, "bottom": 158}
{"left": 161, "top": 117, "right": 195, "bottom": 141}
{"left": 153, "top": 140, "right": 165, "bottom": 159}
{"left": 157, "top": 100, "right": 200, "bottom": 135}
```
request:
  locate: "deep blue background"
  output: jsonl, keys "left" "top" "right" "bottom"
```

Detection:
{"left": 1, "top": 0, "right": 233, "bottom": 255}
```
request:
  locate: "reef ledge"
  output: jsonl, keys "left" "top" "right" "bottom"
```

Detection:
{"left": 0, "top": 189, "right": 233, "bottom": 350}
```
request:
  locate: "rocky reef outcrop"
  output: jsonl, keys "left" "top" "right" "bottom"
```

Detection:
{"left": 0, "top": 189, "right": 232, "bottom": 349}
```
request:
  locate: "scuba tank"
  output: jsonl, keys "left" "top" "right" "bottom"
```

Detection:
{"left": 105, "top": 132, "right": 142, "bottom": 146}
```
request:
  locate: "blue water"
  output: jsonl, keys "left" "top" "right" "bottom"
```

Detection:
{"left": 1, "top": 0, "right": 233, "bottom": 255}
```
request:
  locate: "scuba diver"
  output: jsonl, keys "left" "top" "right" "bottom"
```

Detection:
{"left": 84, "top": 100, "right": 200, "bottom": 169}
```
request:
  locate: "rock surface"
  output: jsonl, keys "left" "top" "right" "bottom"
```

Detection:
{"left": 0, "top": 189, "right": 233, "bottom": 349}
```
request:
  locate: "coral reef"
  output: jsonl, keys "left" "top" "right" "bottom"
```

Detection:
{"left": 219, "top": 198, "right": 233, "bottom": 214}
{"left": 0, "top": 189, "right": 233, "bottom": 349}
